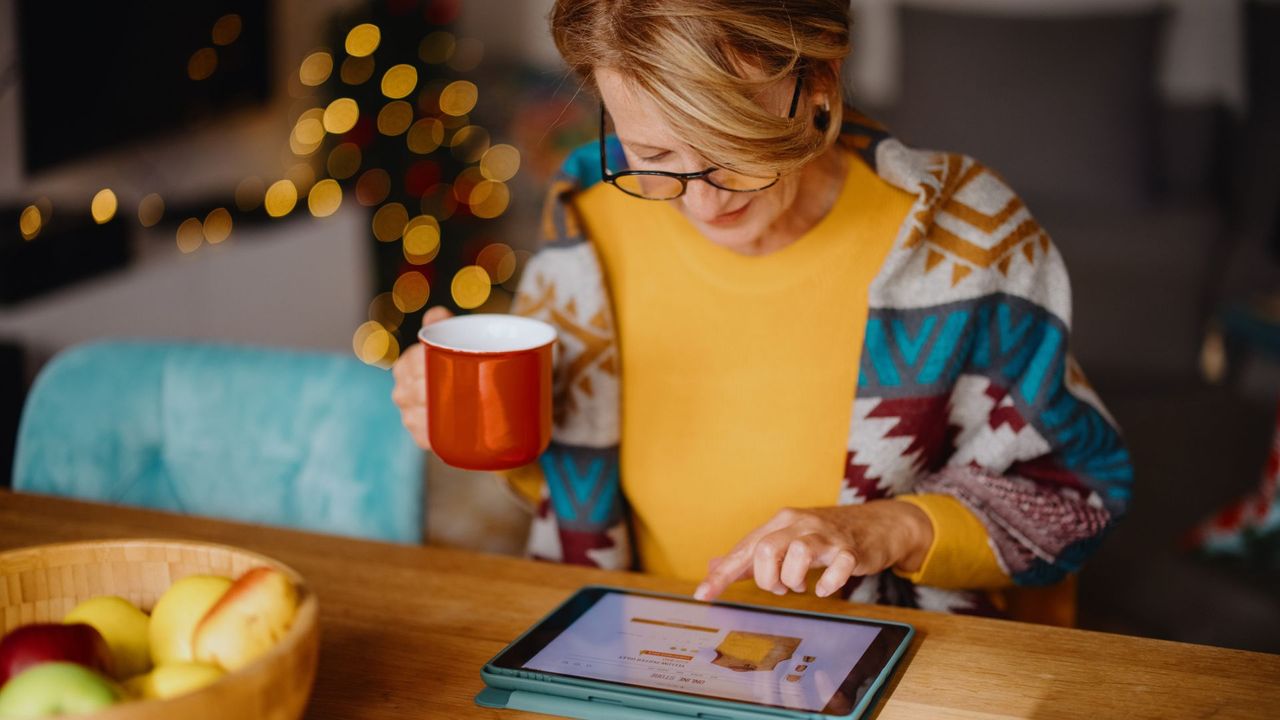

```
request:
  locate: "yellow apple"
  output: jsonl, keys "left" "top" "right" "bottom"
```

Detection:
{"left": 124, "top": 662, "right": 224, "bottom": 700}
{"left": 148, "top": 575, "right": 232, "bottom": 665}
{"left": 191, "top": 567, "right": 298, "bottom": 671}
{"left": 64, "top": 596, "right": 151, "bottom": 679}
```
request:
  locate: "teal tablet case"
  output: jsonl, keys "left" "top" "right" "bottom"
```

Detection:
{"left": 475, "top": 586, "right": 915, "bottom": 720}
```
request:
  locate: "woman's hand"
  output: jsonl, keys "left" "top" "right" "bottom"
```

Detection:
{"left": 693, "top": 500, "right": 934, "bottom": 602}
{"left": 391, "top": 306, "right": 453, "bottom": 450}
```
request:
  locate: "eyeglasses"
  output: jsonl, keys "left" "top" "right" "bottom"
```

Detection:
{"left": 599, "top": 74, "right": 804, "bottom": 201}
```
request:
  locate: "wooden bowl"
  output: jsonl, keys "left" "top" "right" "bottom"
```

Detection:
{"left": 0, "top": 539, "right": 319, "bottom": 720}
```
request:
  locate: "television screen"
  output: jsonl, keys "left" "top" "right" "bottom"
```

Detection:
{"left": 17, "top": 1, "right": 273, "bottom": 174}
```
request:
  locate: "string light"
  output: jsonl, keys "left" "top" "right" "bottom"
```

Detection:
{"left": 176, "top": 218, "right": 204, "bottom": 253}
{"left": 449, "top": 125, "right": 490, "bottom": 163}
{"left": 203, "top": 208, "right": 232, "bottom": 244}
{"left": 264, "top": 179, "right": 298, "bottom": 217}
{"left": 138, "top": 193, "right": 164, "bottom": 227}
{"left": 469, "top": 180, "right": 510, "bottom": 219}
{"left": 235, "top": 177, "right": 265, "bottom": 211}
{"left": 353, "top": 320, "right": 392, "bottom": 365}
{"left": 377, "top": 101, "right": 414, "bottom": 136}
{"left": 407, "top": 118, "right": 445, "bottom": 154}
{"left": 188, "top": 48, "right": 217, "bottom": 80}
{"left": 381, "top": 64, "right": 418, "bottom": 100}
{"left": 418, "top": 31, "right": 456, "bottom": 64}
{"left": 290, "top": 108, "right": 326, "bottom": 155}
{"left": 356, "top": 168, "right": 391, "bottom": 206}
{"left": 299, "top": 51, "right": 333, "bottom": 86}
{"left": 368, "top": 292, "right": 405, "bottom": 332}
{"left": 340, "top": 56, "right": 375, "bottom": 85}
{"left": 371, "top": 202, "right": 408, "bottom": 242}
{"left": 308, "top": 179, "right": 343, "bottom": 217}
{"left": 345, "top": 24, "right": 381, "bottom": 57}
{"left": 477, "top": 243, "right": 517, "bottom": 284}
{"left": 18, "top": 205, "right": 41, "bottom": 240}
{"left": 393, "top": 271, "right": 430, "bottom": 312}
{"left": 438, "top": 80, "right": 477, "bottom": 116}
{"left": 322, "top": 98, "right": 359, "bottom": 134}
{"left": 480, "top": 144, "right": 521, "bottom": 182}
{"left": 327, "top": 143, "right": 362, "bottom": 179}
{"left": 451, "top": 265, "right": 491, "bottom": 309}
{"left": 403, "top": 221, "right": 440, "bottom": 257}
{"left": 211, "top": 14, "right": 242, "bottom": 46}
{"left": 90, "top": 188, "right": 118, "bottom": 224}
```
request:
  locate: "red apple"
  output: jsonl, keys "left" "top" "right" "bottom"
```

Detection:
{"left": 192, "top": 567, "right": 298, "bottom": 671}
{"left": 0, "top": 624, "right": 114, "bottom": 687}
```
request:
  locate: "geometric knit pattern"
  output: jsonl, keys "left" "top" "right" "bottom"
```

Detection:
{"left": 508, "top": 109, "right": 1134, "bottom": 614}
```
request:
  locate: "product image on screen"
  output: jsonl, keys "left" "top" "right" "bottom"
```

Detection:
{"left": 521, "top": 593, "right": 886, "bottom": 713}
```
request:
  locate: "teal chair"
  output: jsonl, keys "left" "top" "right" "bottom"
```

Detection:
{"left": 12, "top": 341, "right": 424, "bottom": 543}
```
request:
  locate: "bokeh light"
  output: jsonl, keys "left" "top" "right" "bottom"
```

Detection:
{"left": 299, "top": 51, "right": 333, "bottom": 86}
{"left": 419, "top": 31, "right": 456, "bottom": 64}
{"left": 90, "top": 188, "right": 117, "bottom": 224}
{"left": 368, "top": 292, "right": 405, "bottom": 332}
{"left": 176, "top": 218, "right": 204, "bottom": 253}
{"left": 286, "top": 163, "right": 316, "bottom": 194}
{"left": 448, "top": 38, "right": 484, "bottom": 72}
{"left": 327, "top": 143, "right": 362, "bottom": 179}
{"left": 138, "top": 193, "right": 165, "bottom": 227}
{"left": 235, "top": 177, "right": 265, "bottom": 211}
{"left": 477, "top": 242, "right": 517, "bottom": 284}
{"left": 372, "top": 202, "right": 408, "bottom": 242}
{"left": 353, "top": 320, "right": 397, "bottom": 366}
{"left": 211, "top": 14, "right": 242, "bottom": 46}
{"left": 469, "top": 180, "right": 510, "bottom": 219}
{"left": 340, "top": 55, "right": 375, "bottom": 85}
{"left": 453, "top": 167, "right": 485, "bottom": 203}
{"left": 451, "top": 265, "right": 492, "bottom": 309}
{"left": 381, "top": 64, "right": 418, "bottom": 99}
{"left": 291, "top": 108, "right": 326, "bottom": 155}
{"left": 308, "top": 179, "right": 343, "bottom": 218}
{"left": 393, "top": 271, "right": 430, "bottom": 312}
{"left": 480, "top": 144, "right": 521, "bottom": 182}
{"left": 18, "top": 205, "right": 41, "bottom": 240}
{"left": 377, "top": 101, "right": 414, "bottom": 136}
{"left": 322, "top": 98, "right": 359, "bottom": 134}
{"left": 345, "top": 24, "right": 381, "bottom": 58}
{"left": 356, "top": 168, "right": 391, "bottom": 206}
{"left": 188, "top": 48, "right": 218, "bottom": 81}
{"left": 420, "top": 182, "right": 458, "bottom": 220}
{"left": 407, "top": 118, "right": 445, "bottom": 154}
{"left": 403, "top": 219, "right": 440, "bottom": 258}
{"left": 203, "top": 208, "right": 232, "bottom": 244}
{"left": 449, "top": 125, "right": 490, "bottom": 163}
{"left": 264, "top": 179, "right": 298, "bottom": 217}
{"left": 438, "top": 80, "right": 477, "bottom": 116}
{"left": 440, "top": 112, "right": 469, "bottom": 130}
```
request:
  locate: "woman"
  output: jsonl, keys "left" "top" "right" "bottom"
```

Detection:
{"left": 392, "top": 0, "right": 1132, "bottom": 620}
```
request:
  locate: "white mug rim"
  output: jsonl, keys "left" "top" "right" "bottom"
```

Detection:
{"left": 418, "top": 313, "right": 556, "bottom": 354}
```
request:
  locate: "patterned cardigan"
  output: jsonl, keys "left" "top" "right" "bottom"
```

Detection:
{"left": 507, "top": 111, "right": 1134, "bottom": 614}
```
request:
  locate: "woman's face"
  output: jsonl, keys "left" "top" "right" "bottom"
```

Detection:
{"left": 595, "top": 68, "right": 809, "bottom": 255}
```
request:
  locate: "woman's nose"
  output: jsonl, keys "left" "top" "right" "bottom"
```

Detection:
{"left": 679, "top": 178, "right": 732, "bottom": 222}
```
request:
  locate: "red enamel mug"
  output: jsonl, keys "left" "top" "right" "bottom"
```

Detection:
{"left": 418, "top": 314, "right": 556, "bottom": 470}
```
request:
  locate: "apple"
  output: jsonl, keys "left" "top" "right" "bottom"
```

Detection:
{"left": 64, "top": 596, "right": 151, "bottom": 679}
{"left": 192, "top": 567, "right": 298, "bottom": 671}
{"left": 0, "top": 624, "right": 113, "bottom": 687}
{"left": 0, "top": 662, "right": 121, "bottom": 717}
{"left": 124, "top": 662, "right": 224, "bottom": 700}
{"left": 148, "top": 575, "right": 232, "bottom": 666}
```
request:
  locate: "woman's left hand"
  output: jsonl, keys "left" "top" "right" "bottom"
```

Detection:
{"left": 693, "top": 501, "right": 934, "bottom": 602}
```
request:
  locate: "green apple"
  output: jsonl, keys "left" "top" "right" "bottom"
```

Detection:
{"left": 0, "top": 662, "right": 121, "bottom": 717}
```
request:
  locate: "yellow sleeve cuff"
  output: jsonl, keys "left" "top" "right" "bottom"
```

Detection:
{"left": 499, "top": 461, "right": 545, "bottom": 511}
{"left": 892, "top": 493, "right": 1011, "bottom": 590}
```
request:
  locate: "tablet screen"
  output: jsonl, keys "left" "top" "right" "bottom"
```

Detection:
{"left": 491, "top": 588, "right": 911, "bottom": 716}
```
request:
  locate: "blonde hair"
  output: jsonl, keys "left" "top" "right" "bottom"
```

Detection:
{"left": 551, "top": 0, "right": 851, "bottom": 177}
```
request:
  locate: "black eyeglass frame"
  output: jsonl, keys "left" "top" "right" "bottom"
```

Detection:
{"left": 599, "top": 73, "right": 805, "bottom": 201}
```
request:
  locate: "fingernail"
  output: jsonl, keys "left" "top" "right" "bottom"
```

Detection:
{"left": 815, "top": 584, "right": 831, "bottom": 598}
{"left": 693, "top": 584, "right": 709, "bottom": 601}
{"left": 772, "top": 587, "right": 787, "bottom": 596}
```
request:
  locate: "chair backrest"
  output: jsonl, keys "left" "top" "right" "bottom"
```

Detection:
{"left": 13, "top": 341, "right": 423, "bottom": 543}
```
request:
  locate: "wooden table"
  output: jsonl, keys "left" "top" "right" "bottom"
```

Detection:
{"left": 1, "top": 490, "right": 1276, "bottom": 719}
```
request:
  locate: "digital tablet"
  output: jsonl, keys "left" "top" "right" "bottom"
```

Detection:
{"left": 477, "top": 586, "right": 914, "bottom": 720}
